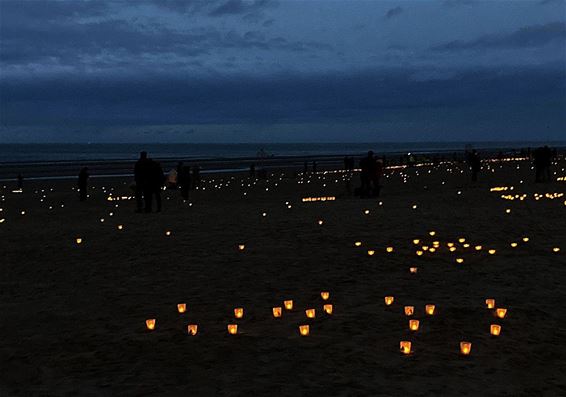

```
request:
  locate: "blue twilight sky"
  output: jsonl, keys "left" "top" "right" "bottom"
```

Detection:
{"left": 0, "top": 0, "right": 565, "bottom": 143}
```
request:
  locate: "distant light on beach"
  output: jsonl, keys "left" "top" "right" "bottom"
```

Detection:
{"left": 187, "top": 324, "right": 198, "bottom": 335}
{"left": 323, "top": 304, "right": 333, "bottom": 315}
{"left": 299, "top": 325, "right": 310, "bottom": 336}
{"left": 284, "top": 300, "right": 293, "bottom": 310}
{"left": 76, "top": 238, "right": 83, "bottom": 244}
{"left": 486, "top": 299, "right": 495, "bottom": 309}
{"left": 490, "top": 324, "right": 501, "bottom": 336}
{"left": 234, "top": 308, "right": 244, "bottom": 318}
{"left": 496, "top": 308, "right": 507, "bottom": 318}
{"left": 320, "top": 291, "right": 330, "bottom": 300}
{"left": 384, "top": 296, "right": 394, "bottom": 306}
{"left": 272, "top": 307, "right": 282, "bottom": 317}
{"left": 305, "top": 308, "right": 316, "bottom": 318}
{"left": 404, "top": 306, "right": 414, "bottom": 316}
{"left": 425, "top": 304, "right": 436, "bottom": 315}
{"left": 409, "top": 319, "right": 420, "bottom": 331}
{"left": 227, "top": 324, "right": 238, "bottom": 335}
{"left": 177, "top": 303, "right": 186, "bottom": 313}
{"left": 400, "top": 341, "right": 412, "bottom": 355}
{"left": 146, "top": 319, "right": 156, "bottom": 330}
{"left": 460, "top": 341, "right": 472, "bottom": 355}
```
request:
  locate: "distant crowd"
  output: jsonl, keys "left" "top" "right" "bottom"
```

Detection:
{"left": 12, "top": 146, "right": 559, "bottom": 207}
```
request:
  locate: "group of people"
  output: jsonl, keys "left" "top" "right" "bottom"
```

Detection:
{"left": 357, "top": 151, "right": 383, "bottom": 198}
{"left": 134, "top": 151, "right": 165, "bottom": 213}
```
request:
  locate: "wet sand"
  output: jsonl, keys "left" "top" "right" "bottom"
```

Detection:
{"left": 1, "top": 159, "right": 565, "bottom": 396}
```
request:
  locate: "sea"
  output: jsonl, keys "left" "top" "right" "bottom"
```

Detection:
{"left": 1, "top": 142, "right": 563, "bottom": 164}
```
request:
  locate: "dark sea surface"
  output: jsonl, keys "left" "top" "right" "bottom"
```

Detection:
{"left": 1, "top": 142, "right": 564, "bottom": 163}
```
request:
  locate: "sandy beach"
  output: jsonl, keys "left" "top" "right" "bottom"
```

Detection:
{"left": 1, "top": 157, "right": 565, "bottom": 396}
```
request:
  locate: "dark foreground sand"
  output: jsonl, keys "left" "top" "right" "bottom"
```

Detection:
{"left": 1, "top": 159, "right": 565, "bottom": 396}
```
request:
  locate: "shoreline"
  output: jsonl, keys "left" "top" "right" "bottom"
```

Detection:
{"left": 1, "top": 145, "right": 563, "bottom": 181}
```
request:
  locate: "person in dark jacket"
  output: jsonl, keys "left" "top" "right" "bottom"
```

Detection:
{"left": 78, "top": 167, "right": 89, "bottom": 201}
{"left": 145, "top": 160, "right": 165, "bottom": 212}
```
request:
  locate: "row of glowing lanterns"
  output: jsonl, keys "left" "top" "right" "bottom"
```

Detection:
{"left": 145, "top": 293, "right": 333, "bottom": 336}
{"left": 395, "top": 298, "right": 507, "bottom": 355}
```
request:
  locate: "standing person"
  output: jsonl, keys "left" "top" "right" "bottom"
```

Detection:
{"left": 469, "top": 150, "right": 481, "bottom": 182}
{"left": 372, "top": 158, "right": 383, "bottom": 197}
{"left": 78, "top": 167, "right": 89, "bottom": 201}
{"left": 145, "top": 159, "right": 164, "bottom": 213}
{"left": 134, "top": 151, "right": 151, "bottom": 212}
{"left": 312, "top": 160, "right": 317, "bottom": 174}
{"left": 303, "top": 161, "right": 308, "bottom": 175}
{"left": 179, "top": 165, "right": 191, "bottom": 201}
{"left": 359, "top": 151, "right": 374, "bottom": 198}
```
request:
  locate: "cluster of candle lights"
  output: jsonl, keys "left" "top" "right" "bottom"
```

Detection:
{"left": 145, "top": 291, "right": 333, "bottom": 336}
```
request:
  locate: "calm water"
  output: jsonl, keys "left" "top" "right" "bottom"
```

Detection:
{"left": 1, "top": 142, "right": 563, "bottom": 163}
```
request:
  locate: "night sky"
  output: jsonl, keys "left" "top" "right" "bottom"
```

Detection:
{"left": 1, "top": 0, "right": 565, "bottom": 143}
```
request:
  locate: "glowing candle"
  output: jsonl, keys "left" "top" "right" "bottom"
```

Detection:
{"left": 488, "top": 249, "right": 496, "bottom": 255}
{"left": 177, "top": 303, "right": 186, "bottom": 313}
{"left": 234, "top": 308, "right": 244, "bottom": 318}
{"left": 449, "top": 247, "right": 456, "bottom": 252}
{"left": 522, "top": 237, "right": 529, "bottom": 242}
{"left": 146, "top": 319, "right": 156, "bottom": 330}
{"left": 187, "top": 324, "right": 198, "bottom": 335}
{"left": 367, "top": 250, "right": 375, "bottom": 256}
{"left": 76, "top": 238, "right": 83, "bottom": 244}
{"left": 354, "top": 241, "right": 362, "bottom": 247}
{"left": 409, "top": 319, "right": 420, "bottom": 331}
{"left": 490, "top": 324, "right": 501, "bottom": 336}
{"left": 320, "top": 291, "right": 330, "bottom": 300}
{"left": 284, "top": 300, "right": 293, "bottom": 310}
{"left": 485, "top": 299, "right": 495, "bottom": 309}
{"left": 305, "top": 308, "right": 316, "bottom": 318}
{"left": 318, "top": 220, "right": 324, "bottom": 225}
{"left": 429, "top": 231, "right": 436, "bottom": 236}
{"left": 117, "top": 225, "right": 123, "bottom": 230}
{"left": 404, "top": 306, "right": 414, "bottom": 316}
{"left": 238, "top": 244, "right": 245, "bottom": 251}
{"left": 456, "top": 258, "right": 464, "bottom": 264}
{"left": 496, "top": 308, "right": 507, "bottom": 318}
{"left": 553, "top": 247, "right": 560, "bottom": 253}
{"left": 227, "top": 324, "right": 238, "bottom": 334}
{"left": 425, "top": 304, "right": 435, "bottom": 315}
{"left": 475, "top": 245, "right": 482, "bottom": 251}
{"left": 299, "top": 325, "right": 310, "bottom": 336}
{"left": 400, "top": 341, "right": 412, "bottom": 355}
{"left": 510, "top": 242, "right": 518, "bottom": 248}
{"left": 384, "top": 296, "right": 394, "bottom": 306}
{"left": 460, "top": 341, "right": 472, "bottom": 355}
{"left": 416, "top": 250, "right": 423, "bottom": 256}
{"left": 409, "top": 267, "right": 418, "bottom": 274}
{"left": 165, "top": 230, "right": 172, "bottom": 236}
{"left": 458, "top": 238, "right": 466, "bottom": 243}
{"left": 413, "top": 239, "right": 420, "bottom": 245}
{"left": 272, "top": 307, "right": 282, "bottom": 317}
{"left": 386, "top": 246, "right": 394, "bottom": 253}
{"left": 323, "top": 304, "right": 333, "bottom": 314}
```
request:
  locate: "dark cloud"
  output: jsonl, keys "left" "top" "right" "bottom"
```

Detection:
{"left": 431, "top": 22, "right": 566, "bottom": 51}
{"left": 209, "top": 0, "right": 274, "bottom": 17}
{"left": 384, "top": 6, "right": 403, "bottom": 20}
{"left": 442, "top": 0, "right": 477, "bottom": 7}
{"left": 2, "top": 66, "right": 563, "bottom": 127}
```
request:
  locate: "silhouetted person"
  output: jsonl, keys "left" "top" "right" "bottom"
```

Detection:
{"left": 17, "top": 173, "right": 23, "bottom": 189}
{"left": 533, "top": 146, "right": 552, "bottom": 183}
{"left": 312, "top": 160, "right": 317, "bottom": 174}
{"left": 134, "top": 151, "right": 151, "bottom": 212}
{"left": 145, "top": 160, "right": 164, "bottom": 212}
{"left": 468, "top": 150, "right": 481, "bottom": 182}
{"left": 359, "top": 151, "right": 374, "bottom": 198}
{"left": 250, "top": 163, "right": 256, "bottom": 178}
{"left": 179, "top": 165, "right": 191, "bottom": 201}
{"left": 78, "top": 167, "right": 89, "bottom": 201}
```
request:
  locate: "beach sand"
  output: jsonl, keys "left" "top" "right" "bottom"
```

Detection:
{"left": 1, "top": 159, "right": 565, "bottom": 396}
